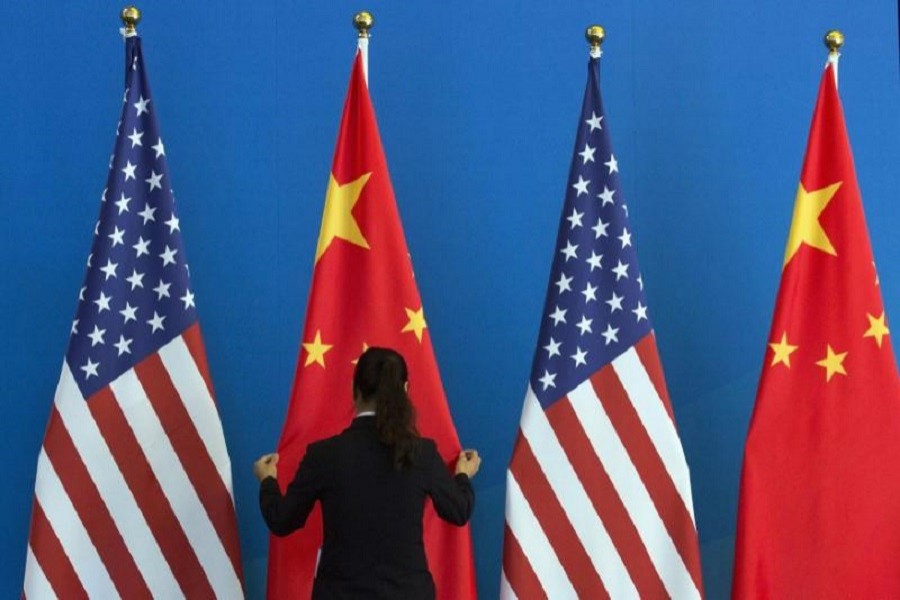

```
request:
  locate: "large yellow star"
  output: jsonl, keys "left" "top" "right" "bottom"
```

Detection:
{"left": 315, "top": 172, "right": 372, "bottom": 263}
{"left": 815, "top": 344, "right": 848, "bottom": 382}
{"left": 401, "top": 306, "right": 427, "bottom": 343}
{"left": 864, "top": 312, "right": 890, "bottom": 348}
{"left": 769, "top": 331, "right": 798, "bottom": 367}
{"left": 783, "top": 181, "right": 842, "bottom": 268}
{"left": 302, "top": 329, "right": 333, "bottom": 368}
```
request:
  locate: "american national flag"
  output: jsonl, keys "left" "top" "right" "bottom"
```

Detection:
{"left": 501, "top": 55, "right": 704, "bottom": 598}
{"left": 22, "top": 33, "right": 243, "bottom": 598}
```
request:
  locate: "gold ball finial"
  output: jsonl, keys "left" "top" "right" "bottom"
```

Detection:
{"left": 354, "top": 11, "right": 374, "bottom": 38}
{"left": 585, "top": 25, "right": 605, "bottom": 50}
{"left": 824, "top": 29, "right": 845, "bottom": 53}
{"left": 120, "top": 6, "right": 141, "bottom": 33}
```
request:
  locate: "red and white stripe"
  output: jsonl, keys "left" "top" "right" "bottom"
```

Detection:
{"left": 503, "top": 335, "right": 703, "bottom": 599}
{"left": 24, "top": 325, "right": 243, "bottom": 599}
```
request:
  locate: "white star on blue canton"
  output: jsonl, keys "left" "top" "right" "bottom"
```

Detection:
{"left": 578, "top": 143, "right": 596, "bottom": 164}
{"left": 566, "top": 209, "right": 584, "bottom": 229}
{"left": 572, "top": 175, "right": 590, "bottom": 197}
{"left": 134, "top": 95, "right": 151, "bottom": 116}
{"left": 560, "top": 241, "right": 578, "bottom": 262}
{"left": 544, "top": 337, "right": 561, "bottom": 358}
{"left": 598, "top": 186, "right": 615, "bottom": 206}
{"left": 585, "top": 111, "right": 603, "bottom": 132}
{"left": 601, "top": 324, "right": 619, "bottom": 345}
{"left": 606, "top": 292, "right": 624, "bottom": 313}
{"left": 538, "top": 370, "right": 557, "bottom": 390}
{"left": 555, "top": 272, "right": 573, "bottom": 294}
{"left": 549, "top": 305, "right": 567, "bottom": 326}
{"left": 613, "top": 260, "right": 629, "bottom": 281}
{"left": 571, "top": 347, "right": 588, "bottom": 367}
{"left": 576, "top": 316, "right": 593, "bottom": 335}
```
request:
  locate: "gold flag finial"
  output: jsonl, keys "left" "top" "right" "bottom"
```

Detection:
{"left": 121, "top": 6, "right": 141, "bottom": 34}
{"left": 824, "top": 29, "right": 844, "bottom": 54}
{"left": 354, "top": 11, "right": 374, "bottom": 39}
{"left": 586, "top": 25, "right": 606, "bottom": 52}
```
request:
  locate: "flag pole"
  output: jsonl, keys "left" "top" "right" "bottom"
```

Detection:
{"left": 824, "top": 29, "right": 844, "bottom": 88}
{"left": 585, "top": 24, "right": 605, "bottom": 59}
{"left": 354, "top": 11, "right": 374, "bottom": 84}
{"left": 120, "top": 5, "right": 140, "bottom": 37}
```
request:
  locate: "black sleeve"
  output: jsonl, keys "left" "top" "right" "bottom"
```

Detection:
{"left": 425, "top": 441, "right": 474, "bottom": 526}
{"left": 259, "top": 445, "right": 321, "bottom": 537}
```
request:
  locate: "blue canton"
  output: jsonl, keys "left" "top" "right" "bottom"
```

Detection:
{"left": 530, "top": 58, "right": 652, "bottom": 408}
{"left": 66, "top": 36, "right": 196, "bottom": 398}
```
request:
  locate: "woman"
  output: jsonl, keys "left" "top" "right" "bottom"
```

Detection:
{"left": 254, "top": 347, "right": 480, "bottom": 599}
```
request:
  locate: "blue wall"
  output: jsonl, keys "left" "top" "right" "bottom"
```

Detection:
{"left": 2, "top": 1, "right": 899, "bottom": 598}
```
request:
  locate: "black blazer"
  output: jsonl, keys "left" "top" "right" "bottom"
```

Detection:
{"left": 259, "top": 416, "right": 474, "bottom": 599}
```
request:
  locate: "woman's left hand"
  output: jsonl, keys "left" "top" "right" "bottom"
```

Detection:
{"left": 253, "top": 453, "right": 279, "bottom": 481}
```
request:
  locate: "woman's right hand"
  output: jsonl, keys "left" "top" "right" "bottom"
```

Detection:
{"left": 455, "top": 449, "right": 481, "bottom": 478}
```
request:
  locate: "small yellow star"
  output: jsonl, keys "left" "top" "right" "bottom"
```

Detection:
{"left": 815, "top": 344, "right": 848, "bottom": 382}
{"left": 401, "top": 306, "right": 427, "bottom": 343}
{"left": 302, "top": 329, "right": 333, "bottom": 368}
{"left": 351, "top": 342, "right": 370, "bottom": 365}
{"left": 783, "top": 181, "right": 842, "bottom": 268}
{"left": 769, "top": 331, "right": 798, "bottom": 367}
{"left": 864, "top": 312, "right": 890, "bottom": 348}
{"left": 315, "top": 172, "right": 372, "bottom": 263}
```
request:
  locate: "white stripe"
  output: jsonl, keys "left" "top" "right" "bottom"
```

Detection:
{"left": 24, "top": 544, "right": 57, "bottom": 599}
{"left": 570, "top": 380, "right": 700, "bottom": 599}
{"left": 499, "top": 568, "right": 518, "bottom": 600}
{"left": 110, "top": 370, "right": 243, "bottom": 599}
{"left": 54, "top": 364, "right": 183, "bottom": 599}
{"left": 504, "top": 472, "right": 575, "bottom": 599}
{"left": 158, "top": 335, "right": 234, "bottom": 495}
{"left": 33, "top": 449, "right": 118, "bottom": 598}
{"left": 613, "top": 348, "right": 696, "bottom": 521}
{"left": 521, "top": 388, "right": 640, "bottom": 598}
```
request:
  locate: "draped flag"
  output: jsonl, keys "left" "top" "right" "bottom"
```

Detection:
{"left": 22, "top": 33, "right": 243, "bottom": 599}
{"left": 266, "top": 48, "right": 477, "bottom": 599}
{"left": 733, "top": 57, "right": 900, "bottom": 597}
{"left": 501, "top": 55, "right": 704, "bottom": 599}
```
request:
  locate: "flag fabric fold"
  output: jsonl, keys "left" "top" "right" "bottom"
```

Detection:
{"left": 266, "top": 50, "right": 477, "bottom": 599}
{"left": 23, "top": 35, "right": 244, "bottom": 599}
{"left": 501, "top": 57, "right": 704, "bottom": 599}
{"left": 733, "top": 60, "right": 900, "bottom": 598}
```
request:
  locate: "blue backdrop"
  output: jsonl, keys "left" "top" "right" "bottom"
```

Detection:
{"left": 2, "top": 1, "right": 898, "bottom": 598}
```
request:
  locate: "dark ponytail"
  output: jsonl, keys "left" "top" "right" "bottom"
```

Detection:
{"left": 353, "top": 347, "right": 420, "bottom": 469}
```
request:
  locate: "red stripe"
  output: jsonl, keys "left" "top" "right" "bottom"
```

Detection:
{"left": 546, "top": 397, "right": 669, "bottom": 598}
{"left": 635, "top": 334, "right": 675, "bottom": 422}
{"left": 509, "top": 436, "right": 609, "bottom": 599}
{"left": 27, "top": 499, "right": 88, "bottom": 598}
{"left": 42, "top": 407, "right": 152, "bottom": 599}
{"left": 88, "top": 387, "right": 215, "bottom": 598}
{"left": 592, "top": 366, "right": 705, "bottom": 593}
{"left": 134, "top": 352, "right": 244, "bottom": 580}
{"left": 502, "top": 524, "right": 547, "bottom": 600}
{"left": 181, "top": 323, "right": 216, "bottom": 401}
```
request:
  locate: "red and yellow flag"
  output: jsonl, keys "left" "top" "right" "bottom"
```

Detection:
{"left": 265, "top": 51, "right": 477, "bottom": 599}
{"left": 733, "top": 61, "right": 900, "bottom": 597}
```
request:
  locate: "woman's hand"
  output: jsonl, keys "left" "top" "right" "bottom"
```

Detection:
{"left": 455, "top": 449, "right": 481, "bottom": 478}
{"left": 253, "top": 453, "right": 279, "bottom": 481}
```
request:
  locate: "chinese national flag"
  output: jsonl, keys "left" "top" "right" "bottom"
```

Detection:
{"left": 733, "top": 60, "right": 900, "bottom": 597}
{"left": 265, "top": 50, "right": 477, "bottom": 599}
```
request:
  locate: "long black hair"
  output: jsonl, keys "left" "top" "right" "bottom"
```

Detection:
{"left": 353, "top": 347, "right": 420, "bottom": 469}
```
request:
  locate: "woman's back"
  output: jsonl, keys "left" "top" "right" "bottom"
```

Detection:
{"left": 260, "top": 416, "right": 473, "bottom": 599}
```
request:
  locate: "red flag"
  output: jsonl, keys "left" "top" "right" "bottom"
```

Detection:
{"left": 733, "top": 60, "right": 900, "bottom": 597}
{"left": 265, "top": 51, "right": 477, "bottom": 599}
